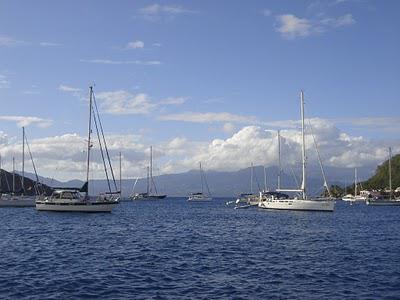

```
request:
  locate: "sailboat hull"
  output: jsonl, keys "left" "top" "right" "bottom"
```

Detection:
{"left": 258, "top": 199, "right": 335, "bottom": 212}
{"left": 36, "top": 201, "right": 118, "bottom": 212}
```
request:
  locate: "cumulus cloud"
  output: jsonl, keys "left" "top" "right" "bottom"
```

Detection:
{"left": 0, "top": 116, "right": 53, "bottom": 128}
{"left": 0, "top": 118, "right": 397, "bottom": 181}
{"left": 126, "top": 40, "right": 144, "bottom": 49}
{"left": 274, "top": 13, "right": 355, "bottom": 39}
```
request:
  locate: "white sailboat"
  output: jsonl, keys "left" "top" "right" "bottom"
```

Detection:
{"left": 258, "top": 91, "right": 335, "bottom": 212}
{"left": 235, "top": 163, "right": 259, "bottom": 207}
{"left": 131, "top": 146, "right": 167, "bottom": 200}
{"left": 342, "top": 168, "right": 367, "bottom": 202}
{"left": 188, "top": 162, "right": 212, "bottom": 201}
{"left": 0, "top": 127, "right": 39, "bottom": 207}
{"left": 36, "top": 86, "right": 119, "bottom": 212}
{"left": 367, "top": 147, "right": 400, "bottom": 206}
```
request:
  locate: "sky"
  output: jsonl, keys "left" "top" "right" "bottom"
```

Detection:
{"left": 0, "top": 0, "right": 399, "bottom": 181}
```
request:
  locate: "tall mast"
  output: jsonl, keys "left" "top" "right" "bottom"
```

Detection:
{"left": 200, "top": 162, "right": 203, "bottom": 194}
{"left": 119, "top": 151, "right": 122, "bottom": 197}
{"left": 300, "top": 90, "right": 306, "bottom": 200}
{"left": 150, "top": 146, "right": 153, "bottom": 194}
{"left": 389, "top": 147, "right": 392, "bottom": 200}
{"left": 250, "top": 162, "right": 253, "bottom": 194}
{"left": 277, "top": 130, "right": 281, "bottom": 190}
{"left": 22, "top": 126, "right": 25, "bottom": 194}
{"left": 12, "top": 156, "right": 15, "bottom": 194}
{"left": 354, "top": 168, "right": 357, "bottom": 197}
{"left": 146, "top": 166, "right": 150, "bottom": 195}
{"left": 264, "top": 166, "right": 267, "bottom": 192}
{"left": 85, "top": 86, "right": 93, "bottom": 197}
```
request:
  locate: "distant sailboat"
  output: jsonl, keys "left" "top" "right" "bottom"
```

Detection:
{"left": 131, "top": 146, "right": 167, "bottom": 200}
{"left": 342, "top": 168, "right": 367, "bottom": 202}
{"left": 258, "top": 91, "right": 335, "bottom": 212}
{"left": 0, "top": 127, "right": 40, "bottom": 207}
{"left": 367, "top": 147, "right": 400, "bottom": 206}
{"left": 36, "top": 86, "right": 119, "bottom": 212}
{"left": 188, "top": 162, "right": 212, "bottom": 201}
{"left": 235, "top": 163, "right": 260, "bottom": 207}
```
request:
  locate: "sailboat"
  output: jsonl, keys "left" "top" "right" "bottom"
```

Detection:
{"left": 258, "top": 91, "right": 335, "bottom": 212}
{"left": 0, "top": 127, "right": 40, "bottom": 207}
{"left": 235, "top": 163, "right": 260, "bottom": 207}
{"left": 366, "top": 147, "right": 400, "bottom": 206}
{"left": 342, "top": 168, "right": 367, "bottom": 202}
{"left": 131, "top": 146, "right": 167, "bottom": 200}
{"left": 36, "top": 86, "right": 119, "bottom": 212}
{"left": 188, "top": 162, "right": 212, "bottom": 201}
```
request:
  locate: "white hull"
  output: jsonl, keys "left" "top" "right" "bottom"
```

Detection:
{"left": 258, "top": 199, "right": 335, "bottom": 212}
{"left": 0, "top": 196, "right": 36, "bottom": 207}
{"left": 188, "top": 197, "right": 212, "bottom": 202}
{"left": 36, "top": 201, "right": 118, "bottom": 212}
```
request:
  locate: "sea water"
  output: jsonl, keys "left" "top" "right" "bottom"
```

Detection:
{"left": 0, "top": 199, "right": 399, "bottom": 299}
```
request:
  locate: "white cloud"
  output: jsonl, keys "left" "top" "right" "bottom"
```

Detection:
{"left": 0, "top": 74, "right": 10, "bottom": 89}
{"left": 275, "top": 13, "right": 355, "bottom": 39}
{"left": 159, "top": 97, "right": 187, "bottom": 105}
{"left": 276, "top": 14, "right": 312, "bottom": 38}
{"left": 0, "top": 35, "right": 27, "bottom": 47}
{"left": 58, "top": 85, "right": 81, "bottom": 93}
{"left": 80, "top": 59, "right": 161, "bottom": 65}
{"left": 222, "top": 122, "right": 236, "bottom": 134}
{"left": 39, "top": 42, "right": 61, "bottom": 47}
{"left": 126, "top": 40, "right": 144, "bottom": 49}
{"left": 0, "top": 116, "right": 53, "bottom": 128}
{"left": 0, "top": 118, "right": 398, "bottom": 181}
{"left": 96, "top": 91, "right": 157, "bottom": 115}
{"left": 159, "top": 112, "right": 259, "bottom": 124}
{"left": 137, "top": 4, "right": 195, "bottom": 21}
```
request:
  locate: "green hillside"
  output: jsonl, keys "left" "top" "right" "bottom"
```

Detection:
{"left": 362, "top": 153, "right": 400, "bottom": 191}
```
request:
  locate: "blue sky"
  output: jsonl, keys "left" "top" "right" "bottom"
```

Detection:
{"left": 0, "top": 0, "right": 399, "bottom": 180}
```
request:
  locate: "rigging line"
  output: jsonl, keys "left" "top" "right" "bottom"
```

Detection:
{"left": 290, "top": 165, "right": 300, "bottom": 189}
{"left": 92, "top": 105, "right": 112, "bottom": 193}
{"left": 202, "top": 167, "right": 211, "bottom": 196}
{"left": 308, "top": 120, "right": 332, "bottom": 198}
{"left": 24, "top": 133, "right": 41, "bottom": 195}
{"left": 92, "top": 92, "right": 118, "bottom": 192}
{"left": 254, "top": 168, "right": 262, "bottom": 193}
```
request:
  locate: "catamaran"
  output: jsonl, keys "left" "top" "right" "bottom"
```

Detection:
{"left": 367, "top": 147, "right": 400, "bottom": 206}
{"left": 258, "top": 91, "right": 335, "bottom": 212}
{"left": 36, "top": 86, "right": 119, "bottom": 212}
{"left": 131, "top": 146, "right": 167, "bottom": 200}
{"left": 188, "top": 162, "right": 212, "bottom": 201}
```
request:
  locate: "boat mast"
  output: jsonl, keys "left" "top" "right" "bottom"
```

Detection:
{"left": 12, "top": 156, "right": 15, "bottom": 194}
{"left": 300, "top": 90, "right": 306, "bottom": 200}
{"left": 22, "top": 126, "right": 25, "bottom": 194}
{"left": 389, "top": 147, "right": 392, "bottom": 200}
{"left": 85, "top": 86, "right": 93, "bottom": 197}
{"left": 264, "top": 166, "right": 267, "bottom": 192}
{"left": 146, "top": 166, "right": 150, "bottom": 195}
{"left": 250, "top": 163, "right": 254, "bottom": 194}
{"left": 354, "top": 168, "right": 357, "bottom": 197}
{"left": 277, "top": 130, "right": 281, "bottom": 190}
{"left": 150, "top": 146, "right": 153, "bottom": 194}
{"left": 200, "top": 162, "right": 203, "bottom": 194}
{"left": 119, "top": 151, "right": 122, "bottom": 197}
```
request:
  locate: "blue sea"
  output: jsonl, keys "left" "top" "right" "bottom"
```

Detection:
{"left": 0, "top": 198, "right": 399, "bottom": 299}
